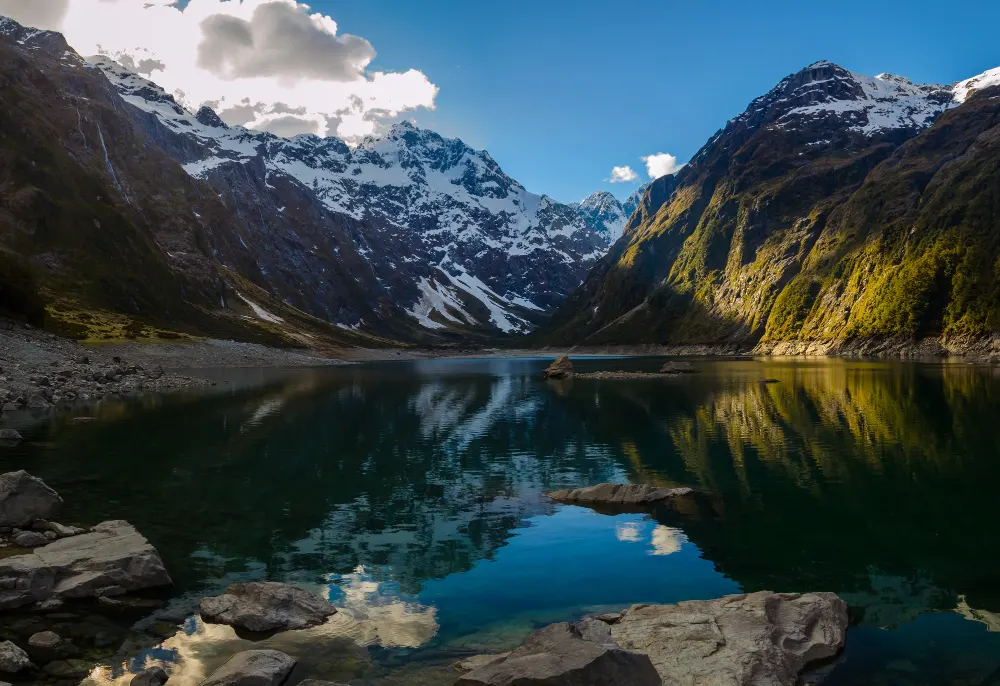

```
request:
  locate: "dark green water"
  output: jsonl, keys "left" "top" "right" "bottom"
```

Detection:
{"left": 2, "top": 357, "right": 1000, "bottom": 685}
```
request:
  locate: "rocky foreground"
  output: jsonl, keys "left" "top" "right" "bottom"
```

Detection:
{"left": 0, "top": 319, "right": 212, "bottom": 411}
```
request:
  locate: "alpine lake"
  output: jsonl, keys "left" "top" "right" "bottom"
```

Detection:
{"left": 1, "top": 356, "right": 999, "bottom": 685}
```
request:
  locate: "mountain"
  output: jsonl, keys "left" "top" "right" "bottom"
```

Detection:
{"left": 0, "top": 17, "right": 609, "bottom": 344}
{"left": 543, "top": 60, "right": 1000, "bottom": 352}
{"left": 571, "top": 182, "right": 654, "bottom": 243}
{"left": 570, "top": 191, "right": 628, "bottom": 242}
{"left": 87, "top": 55, "right": 608, "bottom": 336}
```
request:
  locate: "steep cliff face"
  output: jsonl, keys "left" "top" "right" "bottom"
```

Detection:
{"left": 544, "top": 61, "right": 1000, "bottom": 349}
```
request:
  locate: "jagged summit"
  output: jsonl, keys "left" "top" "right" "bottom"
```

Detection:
{"left": 571, "top": 191, "right": 628, "bottom": 242}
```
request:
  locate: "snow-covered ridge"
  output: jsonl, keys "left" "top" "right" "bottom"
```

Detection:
{"left": 952, "top": 66, "right": 1000, "bottom": 103}
{"left": 571, "top": 191, "right": 627, "bottom": 242}
{"left": 87, "top": 54, "right": 608, "bottom": 334}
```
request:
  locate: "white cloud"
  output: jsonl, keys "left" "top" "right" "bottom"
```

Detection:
{"left": 4, "top": 0, "right": 438, "bottom": 143}
{"left": 642, "top": 152, "right": 685, "bottom": 179}
{"left": 609, "top": 165, "right": 638, "bottom": 183}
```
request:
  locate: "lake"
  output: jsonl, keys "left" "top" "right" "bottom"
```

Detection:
{"left": 2, "top": 356, "right": 999, "bottom": 685}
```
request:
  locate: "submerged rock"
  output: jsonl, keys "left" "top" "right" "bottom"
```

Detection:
{"left": 27, "top": 631, "right": 61, "bottom": 649}
{"left": 546, "top": 483, "right": 694, "bottom": 507}
{"left": 0, "top": 641, "right": 31, "bottom": 673}
{"left": 460, "top": 592, "right": 846, "bottom": 686}
{"left": 131, "top": 665, "right": 169, "bottom": 686}
{"left": 0, "top": 520, "right": 172, "bottom": 609}
{"left": 0, "top": 471, "right": 63, "bottom": 528}
{"left": 456, "top": 619, "right": 660, "bottom": 686}
{"left": 542, "top": 355, "right": 574, "bottom": 379}
{"left": 659, "top": 361, "right": 699, "bottom": 374}
{"left": 199, "top": 649, "right": 296, "bottom": 686}
{"left": 0, "top": 430, "right": 22, "bottom": 441}
{"left": 200, "top": 581, "right": 336, "bottom": 633}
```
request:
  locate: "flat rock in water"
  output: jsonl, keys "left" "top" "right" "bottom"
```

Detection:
{"left": 546, "top": 483, "right": 694, "bottom": 506}
{"left": 542, "top": 355, "right": 574, "bottom": 379}
{"left": 198, "top": 649, "right": 296, "bottom": 686}
{"left": 0, "top": 642, "right": 30, "bottom": 673}
{"left": 609, "top": 591, "right": 847, "bottom": 685}
{"left": 200, "top": 581, "right": 336, "bottom": 632}
{"left": 0, "top": 471, "right": 62, "bottom": 527}
{"left": 660, "top": 361, "right": 699, "bottom": 374}
{"left": 456, "top": 619, "right": 660, "bottom": 686}
{"left": 0, "top": 520, "right": 171, "bottom": 609}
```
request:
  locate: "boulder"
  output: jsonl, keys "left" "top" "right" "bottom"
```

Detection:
{"left": 32, "top": 520, "right": 85, "bottom": 538}
{"left": 659, "top": 361, "right": 699, "bottom": 374}
{"left": 0, "top": 641, "right": 30, "bottom": 673}
{"left": 200, "top": 581, "right": 336, "bottom": 632}
{"left": 456, "top": 619, "right": 660, "bottom": 686}
{"left": 0, "top": 520, "right": 171, "bottom": 609}
{"left": 546, "top": 483, "right": 694, "bottom": 507}
{"left": 608, "top": 592, "right": 847, "bottom": 685}
{"left": 198, "top": 649, "right": 296, "bottom": 686}
{"left": 131, "top": 665, "right": 169, "bottom": 686}
{"left": 27, "top": 631, "right": 61, "bottom": 649}
{"left": 542, "top": 355, "right": 574, "bottom": 380}
{"left": 0, "top": 471, "right": 62, "bottom": 527}
{"left": 13, "top": 531, "right": 48, "bottom": 548}
{"left": 0, "top": 430, "right": 21, "bottom": 441}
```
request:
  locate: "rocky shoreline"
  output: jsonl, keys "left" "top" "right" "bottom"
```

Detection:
{"left": 0, "top": 320, "right": 214, "bottom": 412}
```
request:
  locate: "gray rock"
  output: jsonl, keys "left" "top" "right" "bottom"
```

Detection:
{"left": 456, "top": 620, "right": 660, "bottom": 686}
{"left": 198, "top": 649, "right": 296, "bottom": 686}
{"left": 0, "top": 404, "right": 15, "bottom": 413}
{"left": 28, "top": 631, "right": 61, "bottom": 649}
{"left": 33, "top": 520, "right": 85, "bottom": 538}
{"left": 659, "top": 361, "right": 699, "bottom": 374}
{"left": 131, "top": 665, "right": 169, "bottom": 686}
{"left": 14, "top": 531, "right": 48, "bottom": 548}
{"left": 200, "top": 581, "right": 336, "bottom": 632}
{"left": 42, "top": 531, "right": 58, "bottom": 541}
{"left": 0, "top": 641, "right": 31, "bottom": 673}
{"left": 454, "top": 653, "right": 511, "bottom": 672}
{"left": 0, "top": 430, "right": 21, "bottom": 441}
{"left": 542, "top": 355, "right": 574, "bottom": 380}
{"left": 546, "top": 483, "right": 694, "bottom": 507}
{"left": 609, "top": 592, "right": 847, "bottom": 685}
{"left": 26, "top": 394, "right": 48, "bottom": 409}
{"left": 0, "top": 520, "right": 171, "bottom": 609}
{"left": 0, "top": 471, "right": 62, "bottom": 527}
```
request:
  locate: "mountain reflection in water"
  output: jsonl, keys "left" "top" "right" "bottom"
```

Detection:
{"left": 3, "top": 357, "right": 999, "bottom": 684}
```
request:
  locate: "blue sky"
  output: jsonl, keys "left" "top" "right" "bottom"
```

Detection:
{"left": 311, "top": 0, "right": 1000, "bottom": 204}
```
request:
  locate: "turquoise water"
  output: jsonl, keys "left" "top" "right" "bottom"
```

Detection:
{"left": 1, "top": 357, "right": 999, "bottom": 684}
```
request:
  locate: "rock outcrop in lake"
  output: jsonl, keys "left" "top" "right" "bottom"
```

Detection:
{"left": 199, "top": 649, "right": 296, "bottom": 686}
{"left": 0, "top": 517, "right": 171, "bottom": 609}
{"left": 547, "top": 483, "right": 694, "bottom": 507}
{"left": 200, "top": 581, "right": 336, "bottom": 633}
{"left": 457, "top": 591, "right": 847, "bottom": 685}
{"left": 542, "top": 355, "right": 574, "bottom": 380}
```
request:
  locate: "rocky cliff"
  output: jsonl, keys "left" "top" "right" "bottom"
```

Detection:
{"left": 543, "top": 61, "right": 1000, "bottom": 352}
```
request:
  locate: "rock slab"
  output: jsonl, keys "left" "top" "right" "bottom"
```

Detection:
{"left": 0, "top": 520, "right": 172, "bottom": 609}
{"left": 459, "top": 592, "right": 846, "bottom": 686}
{"left": 546, "top": 483, "right": 694, "bottom": 506}
{"left": 200, "top": 581, "right": 336, "bottom": 632}
{"left": 609, "top": 591, "right": 847, "bottom": 685}
{"left": 199, "top": 649, "right": 296, "bottom": 686}
{"left": 0, "top": 471, "right": 62, "bottom": 527}
{"left": 542, "top": 355, "right": 574, "bottom": 379}
{"left": 456, "top": 619, "right": 660, "bottom": 686}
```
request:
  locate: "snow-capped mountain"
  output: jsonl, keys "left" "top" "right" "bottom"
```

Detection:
{"left": 86, "top": 56, "right": 609, "bottom": 335}
{"left": 570, "top": 182, "right": 654, "bottom": 244}
{"left": 571, "top": 191, "right": 628, "bottom": 242}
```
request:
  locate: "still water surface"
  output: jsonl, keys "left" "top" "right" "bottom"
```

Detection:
{"left": 3, "top": 357, "right": 1000, "bottom": 684}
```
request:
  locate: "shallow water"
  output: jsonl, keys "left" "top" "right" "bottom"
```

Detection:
{"left": 2, "top": 356, "right": 1000, "bottom": 684}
